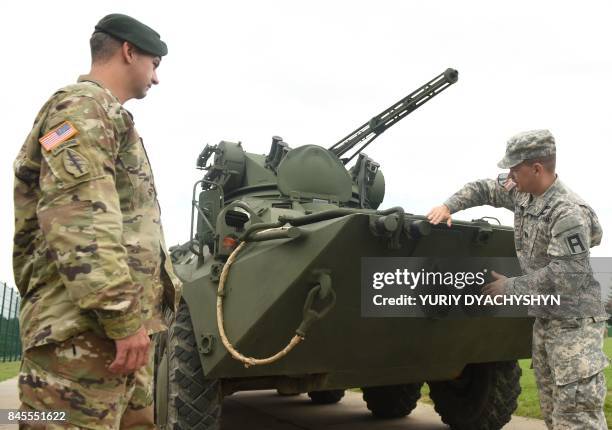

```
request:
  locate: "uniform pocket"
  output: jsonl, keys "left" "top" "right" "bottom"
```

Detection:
{"left": 513, "top": 208, "right": 525, "bottom": 251}
{"left": 20, "top": 337, "right": 129, "bottom": 430}
{"left": 557, "top": 372, "right": 606, "bottom": 413}
{"left": 549, "top": 320, "right": 609, "bottom": 385}
{"left": 526, "top": 219, "right": 550, "bottom": 260}
{"left": 558, "top": 318, "right": 581, "bottom": 329}
{"left": 576, "top": 372, "right": 606, "bottom": 412}
{"left": 117, "top": 145, "right": 156, "bottom": 209}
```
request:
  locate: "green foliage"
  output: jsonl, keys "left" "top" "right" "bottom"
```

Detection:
{"left": 0, "top": 361, "right": 20, "bottom": 383}
{"left": 514, "top": 359, "right": 540, "bottom": 418}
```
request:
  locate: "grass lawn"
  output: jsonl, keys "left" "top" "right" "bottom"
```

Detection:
{"left": 0, "top": 360, "right": 20, "bottom": 383}
{"left": 420, "top": 336, "right": 612, "bottom": 427}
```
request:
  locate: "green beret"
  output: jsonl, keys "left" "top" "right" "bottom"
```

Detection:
{"left": 95, "top": 13, "right": 167, "bottom": 57}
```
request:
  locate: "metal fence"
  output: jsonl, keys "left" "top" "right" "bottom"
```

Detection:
{"left": 0, "top": 282, "right": 21, "bottom": 362}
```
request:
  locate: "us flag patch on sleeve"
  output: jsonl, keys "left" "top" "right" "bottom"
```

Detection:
{"left": 39, "top": 121, "right": 78, "bottom": 151}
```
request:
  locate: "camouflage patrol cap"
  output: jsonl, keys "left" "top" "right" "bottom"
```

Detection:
{"left": 497, "top": 129, "right": 556, "bottom": 169}
{"left": 94, "top": 13, "right": 167, "bottom": 57}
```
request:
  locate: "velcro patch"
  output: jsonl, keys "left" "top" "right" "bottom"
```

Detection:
{"left": 63, "top": 149, "right": 89, "bottom": 178}
{"left": 565, "top": 232, "right": 587, "bottom": 255}
{"left": 551, "top": 215, "right": 582, "bottom": 237}
{"left": 51, "top": 139, "right": 78, "bottom": 156}
{"left": 39, "top": 121, "right": 78, "bottom": 152}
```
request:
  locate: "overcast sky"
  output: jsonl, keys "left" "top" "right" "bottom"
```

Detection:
{"left": 1, "top": 1, "right": 611, "bottom": 288}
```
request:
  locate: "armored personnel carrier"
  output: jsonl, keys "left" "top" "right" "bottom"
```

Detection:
{"left": 155, "top": 69, "right": 532, "bottom": 430}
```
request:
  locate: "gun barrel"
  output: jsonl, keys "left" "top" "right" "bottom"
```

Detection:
{"left": 329, "top": 68, "right": 458, "bottom": 162}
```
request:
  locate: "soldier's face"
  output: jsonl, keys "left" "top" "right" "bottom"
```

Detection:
{"left": 130, "top": 53, "right": 161, "bottom": 99}
{"left": 509, "top": 162, "right": 538, "bottom": 193}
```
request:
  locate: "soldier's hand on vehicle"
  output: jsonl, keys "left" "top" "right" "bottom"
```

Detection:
{"left": 109, "top": 326, "right": 150, "bottom": 375}
{"left": 482, "top": 271, "right": 508, "bottom": 297}
{"left": 426, "top": 205, "right": 452, "bottom": 227}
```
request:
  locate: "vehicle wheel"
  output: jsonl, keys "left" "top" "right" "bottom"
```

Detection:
{"left": 307, "top": 389, "right": 345, "bottom": 404}
{"left": 362, "top": 383, "right": 423, "bottom": 418}
{"left": 428, "top": 361, "right": 521, "bottom": 430}
{"left": 155, "top": 300, "right": 222, "bottom": 430}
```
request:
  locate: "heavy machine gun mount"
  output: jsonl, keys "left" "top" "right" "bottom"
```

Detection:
{"left": 329, "top": 68, "right": 458, "bottom": 164}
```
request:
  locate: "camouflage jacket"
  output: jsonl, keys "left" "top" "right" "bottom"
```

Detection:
{"left": 444, "top": 177, "right": 606, "bottom": 319}
{"left": 13, "top": 76, "right": 182, "bottom": 351}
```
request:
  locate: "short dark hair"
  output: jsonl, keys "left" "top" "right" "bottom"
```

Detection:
{"left": 524, "top": 154, "right": 556, "bottom": 173}
{"left": 89, "top": 31, "right": 122, "bottom": 63}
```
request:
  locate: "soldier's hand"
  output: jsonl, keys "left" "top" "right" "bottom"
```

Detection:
{"left": 427, "top": 205, "right": 452, "bottom": 227}
{"left": 482, "top": 271, "right": 508, "bottom": 297}
{"left": 109, "top": 326, "right": 150, "bottom": 375}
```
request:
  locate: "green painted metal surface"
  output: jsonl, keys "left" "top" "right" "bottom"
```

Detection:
{"left": 169, "top": 68, "right": 532, "bottom": 393}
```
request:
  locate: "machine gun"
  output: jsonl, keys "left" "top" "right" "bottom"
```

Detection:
{"left": 329, "top": 68, "right": 458, "bottom": 164}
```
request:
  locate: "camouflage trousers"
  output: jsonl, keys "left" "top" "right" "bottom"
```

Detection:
{"left": 532, "top": 317, "right": 609, "bottom": 430}
{"left": 18, "top": 331, "right": 155, "bottom": 429}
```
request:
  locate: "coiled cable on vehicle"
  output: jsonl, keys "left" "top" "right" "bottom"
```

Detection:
{"left": 216, "top": 229, "right": 304, "bottom": 368}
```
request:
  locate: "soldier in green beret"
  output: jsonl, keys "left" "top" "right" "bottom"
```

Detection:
{"left": 13, "top": 13, "right": 180, "bottom": 428}
{"left": 427, "top": 130, "right": 608, "bottom": 429}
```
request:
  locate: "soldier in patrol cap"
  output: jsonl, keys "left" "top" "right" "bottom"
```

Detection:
{"left": 13, "top": 13, "right": 180, "bottom": 428}
{"left": 427, "top": 129, "right": 608, "bottom": 429}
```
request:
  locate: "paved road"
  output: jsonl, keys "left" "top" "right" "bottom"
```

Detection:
{"left": 0, "top": 378, "right": 546, "bottom": 429}
{"left": 0, "top": 377, "right": 19, "bottom": 430}
{"left": 223, "top": 390, "right": 547, "bottom": 430}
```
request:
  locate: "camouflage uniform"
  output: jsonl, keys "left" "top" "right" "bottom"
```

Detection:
{"left": 13, "top": 75, "right": 181, "bottom": 429}
{"left": 19, "top": 331, "right": 155, "bottom": 429}
{"left": 443, "top": 130, "right": 608, "bottom": 429}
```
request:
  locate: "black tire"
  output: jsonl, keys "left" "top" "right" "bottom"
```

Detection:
{"left": 428, "top": 361, "right": 521, "bottom": 430}
{"left": 362, "top": 383, "right": 423, "bottom": 418}
{"left": 155, "top": 300, "right": 222, "bottom": 430}
{"left": 307, "top": 389, "right": 345, "bottom": 404}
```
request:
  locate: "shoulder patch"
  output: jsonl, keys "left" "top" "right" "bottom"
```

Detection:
{"left": 51, "top": 139, "right": 78, "bottom": 157}
{"left": 63, "top": 148, "right": 89, "bottom": 178}
{"left": 551, "top": 212, "right": 583, "bottom": 237}
{"left": 548, "top": 225, "right": 590, "bottom": 257}
{"left": 39, "top": 121, "right": 78, "bottom": 152}
{"left": 565, "top": 231, "right": 588, "bottom": 255}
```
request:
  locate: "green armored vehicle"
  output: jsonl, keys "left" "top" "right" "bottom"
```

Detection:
{"left": 155, "top": 69, "right": 532, "bottom": 430}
